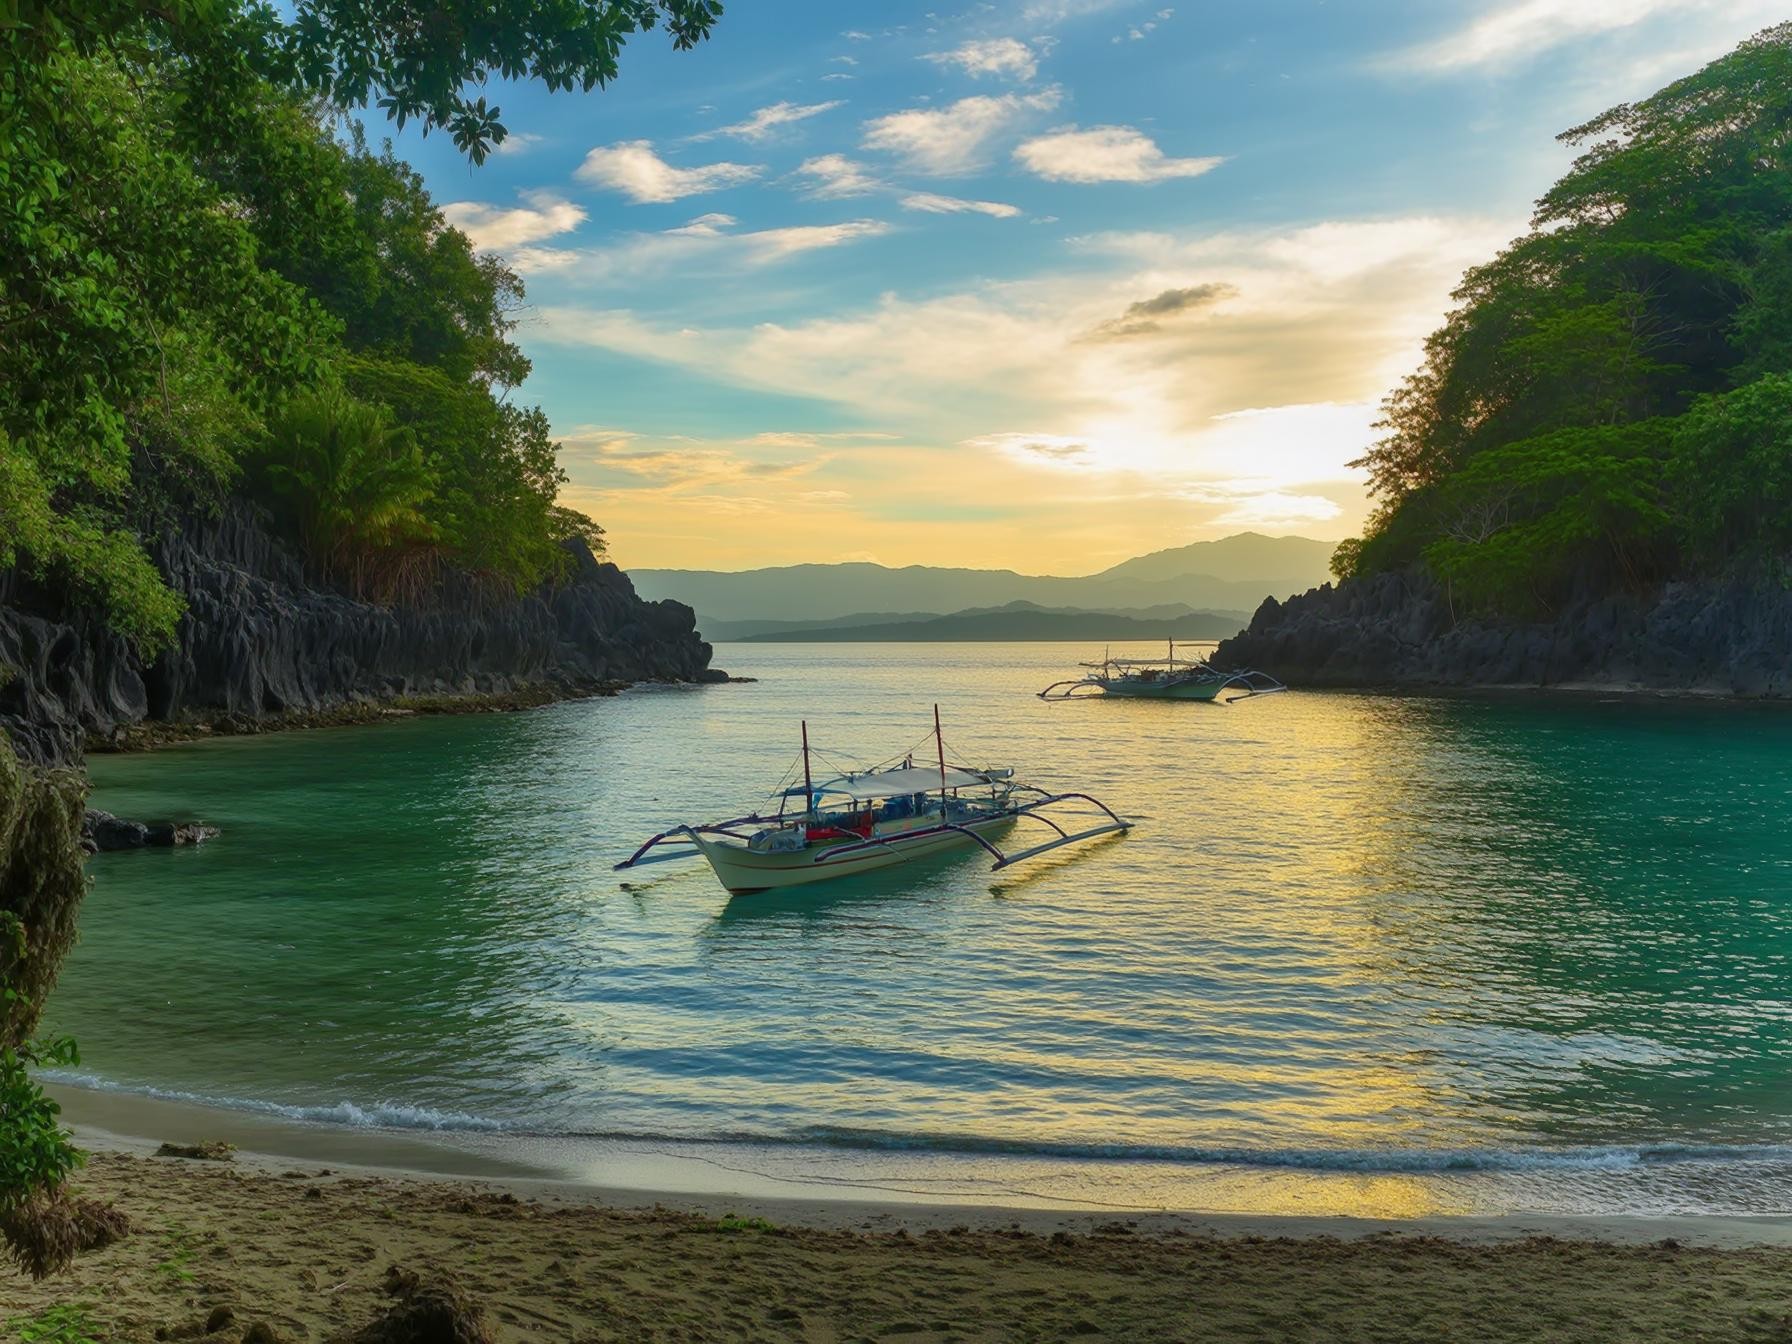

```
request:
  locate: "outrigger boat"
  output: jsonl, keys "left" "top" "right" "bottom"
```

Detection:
{"left": 1039, "top": 640, "right": 1286, "bottom": 702}
{"left": 616, "top": 708, "right": 1131, "bottom": 896}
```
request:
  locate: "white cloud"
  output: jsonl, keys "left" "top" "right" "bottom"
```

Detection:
{"left": 901, "top": 192, "right": 1023, "bottom": 219}
{"left": 863, "top": 88, "right": 1061, "bottom": 174}
{"left": 491, "top": 132, "right": 543, "bottom": 156}
{"left": 797, "top": 154, "right": 884, "bottom": 198}
{"left": 542, "top": 214, "right": 891, "bottom": 282}
{"left": 575, "top": 141, "right": 760, "bottom": 203}
{"left": 510, "top": 247, "right": 581, "bottom": 275}
{"left": 744, "top": 221, "right": 892, "bottom": 262}
{"left": 1397, "top": 0, "right": 1722, "bottom": 70}
{"left": 438, "top": 191, "right": 586, "bottom": 250}
{"left": 693, "top": 100, "right": 844, "bottom": 142}
{"left": 1016, "top": 125, "right": 1223, "bottom": 183}
{"left": 536, "top": 213, "right": 1512, "bottom": 501}
{"left": 925, "top": 37, "right": 1039, "bottom": 81}
{"left": 1022, "top": 0, "right": 1134, "bottom": 21}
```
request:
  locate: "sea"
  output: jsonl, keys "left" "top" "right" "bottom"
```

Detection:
{"left": 45, "top": 642, "right": 1792, "bottom": 1217}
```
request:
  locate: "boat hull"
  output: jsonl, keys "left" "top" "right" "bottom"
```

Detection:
{"left": 696, "top": 815, "right": 1017, "bottom": 895}
{"left": 1095, "top": 678, "right": 1225, "bottom": 700}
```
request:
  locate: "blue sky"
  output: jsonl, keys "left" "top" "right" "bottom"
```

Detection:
{"left": 389, "top": 0, "right": 1782, "bottom": 573}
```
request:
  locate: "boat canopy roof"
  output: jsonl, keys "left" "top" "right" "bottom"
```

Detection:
{"left": 785, "top": 764, "right": 1011, "bottom": 801}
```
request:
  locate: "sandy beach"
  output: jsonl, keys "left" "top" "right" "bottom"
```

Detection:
{"left": 6, "top": 1095, "right": 1792, "bottom": 1342}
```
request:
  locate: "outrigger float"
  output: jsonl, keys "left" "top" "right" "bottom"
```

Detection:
{"left": 617, "top": 708, "right": 1131, "bottom": 896}
{"left": 1039, "top": 641, "right": 1287, "bottom": 703}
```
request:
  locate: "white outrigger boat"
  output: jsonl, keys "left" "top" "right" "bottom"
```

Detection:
{"left": 617, "top": 708, "right": 1131, "bottom": 896}
{"left": 1039, "top": 641, "right": 1286, "bottom": 702}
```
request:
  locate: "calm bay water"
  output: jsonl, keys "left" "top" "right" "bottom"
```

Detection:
{"left": 49, "top": 643, "right": 1792, "bottom": 1214}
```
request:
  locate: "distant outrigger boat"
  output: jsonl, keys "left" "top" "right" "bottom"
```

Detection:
{"left": 617, "top": 708, "right": 1131, "bottom": 896}
{"left": 1038, "top": 641, "right": 1286, "bottom": 703}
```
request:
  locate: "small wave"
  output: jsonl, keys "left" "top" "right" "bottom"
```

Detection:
{"left": 768, "top": 1126, "right": 1792, "bottom": 1174}
{"left": 44, "top": 1072, "right": 510, "bottom": 1133}
{"left": 44, "top": 1074, "right": 1792, "bottom": 1174}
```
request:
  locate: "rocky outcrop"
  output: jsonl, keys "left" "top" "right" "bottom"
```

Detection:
{"left": 0, "top": 501, "right": 722, "bottom": 766}
{"left": 81, "top": 810, "right": 219, "bottom": 852}
{"left": 1215, "top": 570, "right": 1792, "bottom": 696}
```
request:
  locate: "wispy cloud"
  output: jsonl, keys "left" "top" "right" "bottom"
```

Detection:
{"left": 745, "top": 220, "right": 893, "bottom": 262}
{"left": 693, "top": 100, "right": 844, "bottom": 142}
{"left": 575, "top": 141, "right": 760, "bottom": 203}
{"left": 1021, "top": 0, "right": 1136, "bottom": 22}
{"left": 1113, "top": 7, "right": 1174, "bottom": 42}
{"left": 439, "top": 191, "right": 586, "bottom": 251}
{"left": 924, "top": 37, "right": 1039, "bottom": 81}
{"left": 1395, "top": 0, "right": 1720, "bottom": 70}
{"left": 863, "top": 88, "right": 1061, "bottom": 174}
{"left": 901, "top": 192, "right": 1023, "bottom": 219}
{"left": 796, "top": 154, "right": 884, "bottom": 199}
{"left": 547, "top": 213, "right": 892, "bottom": 282}
{"left": 537, "top": 214, "right": 1511, "bottom": 506}
{"left": 1015, "top": 125, "right": 1223, "bottom": 183}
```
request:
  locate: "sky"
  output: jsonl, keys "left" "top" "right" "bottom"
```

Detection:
{"left": 391, "top": 0, "right": 1785, "bottom": 574}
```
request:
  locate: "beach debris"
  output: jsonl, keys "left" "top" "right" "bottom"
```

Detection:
{"left": 0, "top": 1187, "right": 130, "bottom": 1278}
{"left": 0, "top": 1191, "right": 80, "bottom": 1279}
{"left": 156, "top": 1140, "right": 236, "bottom": 1161}
{"left": 330, "top": 1264, "right": 496, "bottom": 1344}
{"left": 154, "top": 1303, "right": 236, "bottom": 1340}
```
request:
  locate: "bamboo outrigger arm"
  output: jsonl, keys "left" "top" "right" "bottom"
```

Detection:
{"left": 1037, "top": 677, "right": 1107, "bottom": 700}
{"left": 615, "top": 817, "right": 771, "bottom": 870}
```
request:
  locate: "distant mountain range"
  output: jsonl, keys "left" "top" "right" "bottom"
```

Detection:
{"left": 632, "top": 533, "right": 1334, "bottom": 642}
{"left": 736, "top": 602, "right": 1250, "bottom": 643}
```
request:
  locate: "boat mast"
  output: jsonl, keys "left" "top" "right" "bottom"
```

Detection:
{"left": 801, "top": 719, "right": 814, "bottom": 818}
{"left": 934, "top": 703, "right": 949, "bottom": 812}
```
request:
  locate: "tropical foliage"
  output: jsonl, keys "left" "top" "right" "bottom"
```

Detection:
{"left": 1344, "top": 24, "right": 1792, "bottom": 612}
{"left": 0, "top": 743, "right": 89, "bottom": 1279}
{"left": 0, "top": 1, "right": 714, "bottom": 650}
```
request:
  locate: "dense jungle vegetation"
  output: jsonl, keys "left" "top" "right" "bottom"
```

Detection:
{"left": 1, "top": 0, "right": 718, "bottom": 651}
{"left": 1339, "top": 23, "right": 1792, "bottom": 614}
{"left": 0, "top": 0, "right": 719, "bottom": 1280}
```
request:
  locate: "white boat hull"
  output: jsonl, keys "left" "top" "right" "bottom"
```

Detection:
{"left": 695, "top": 815, "right": 1017, "bottom": 895}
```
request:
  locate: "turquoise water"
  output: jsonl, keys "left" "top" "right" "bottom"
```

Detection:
{"left": 49, "top": 643, "right": 1792, "bottom": 1214}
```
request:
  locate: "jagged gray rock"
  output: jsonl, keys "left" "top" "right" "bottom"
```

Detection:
{"left": 1, "top": 501, "right": 721, "bottom": 766}
{"left": 1215, "top": 570, "right": 1792, "bottom": 695}
{"left": 81, "top": 810, "right": 219, "bottom": 851}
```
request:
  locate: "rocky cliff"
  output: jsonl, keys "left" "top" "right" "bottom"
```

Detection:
{"left": 0, "top": 502, "right": 721, "bottom": 766}
{"left": 1215, "top": 570, "right": 1792, "bottom": 696}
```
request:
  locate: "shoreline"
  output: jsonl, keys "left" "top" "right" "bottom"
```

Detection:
{"left": 10, "top": 1129, "right": 1792, "bottom": 1342}
{"left": 79, "top": 675, "right": 747, "bottom": 759}
{"left": 46, "top": 1084, "right": 1792, "bottom": 1249}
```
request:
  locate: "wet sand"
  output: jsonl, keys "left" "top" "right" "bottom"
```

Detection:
{"left": 7, "top": 1096, "right": 1792, "bottom": 1341}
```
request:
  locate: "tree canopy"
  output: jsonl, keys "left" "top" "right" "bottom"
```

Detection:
{"left": 0, "top": 0, "right": 694, "bottom": 646}
{"left": 1341, "top": 23, "right": 1792, "bottom": 612}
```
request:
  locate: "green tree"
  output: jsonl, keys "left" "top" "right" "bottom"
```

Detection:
{"left": 0, "top": 0, "right": 718, "bottom": 647}
{"left": 1671, "top": 374, "right": 1792, "bottom": 569}
{"left": 1344, "top": 23, "right": 1792, "bottom": 606}
{"left": 257, "top": 391, "right": 439, "bottom": 599}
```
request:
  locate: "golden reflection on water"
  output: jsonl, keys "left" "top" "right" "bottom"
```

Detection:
{"left": 58, "top": 644, "right": 1792, "bottom": 1215}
